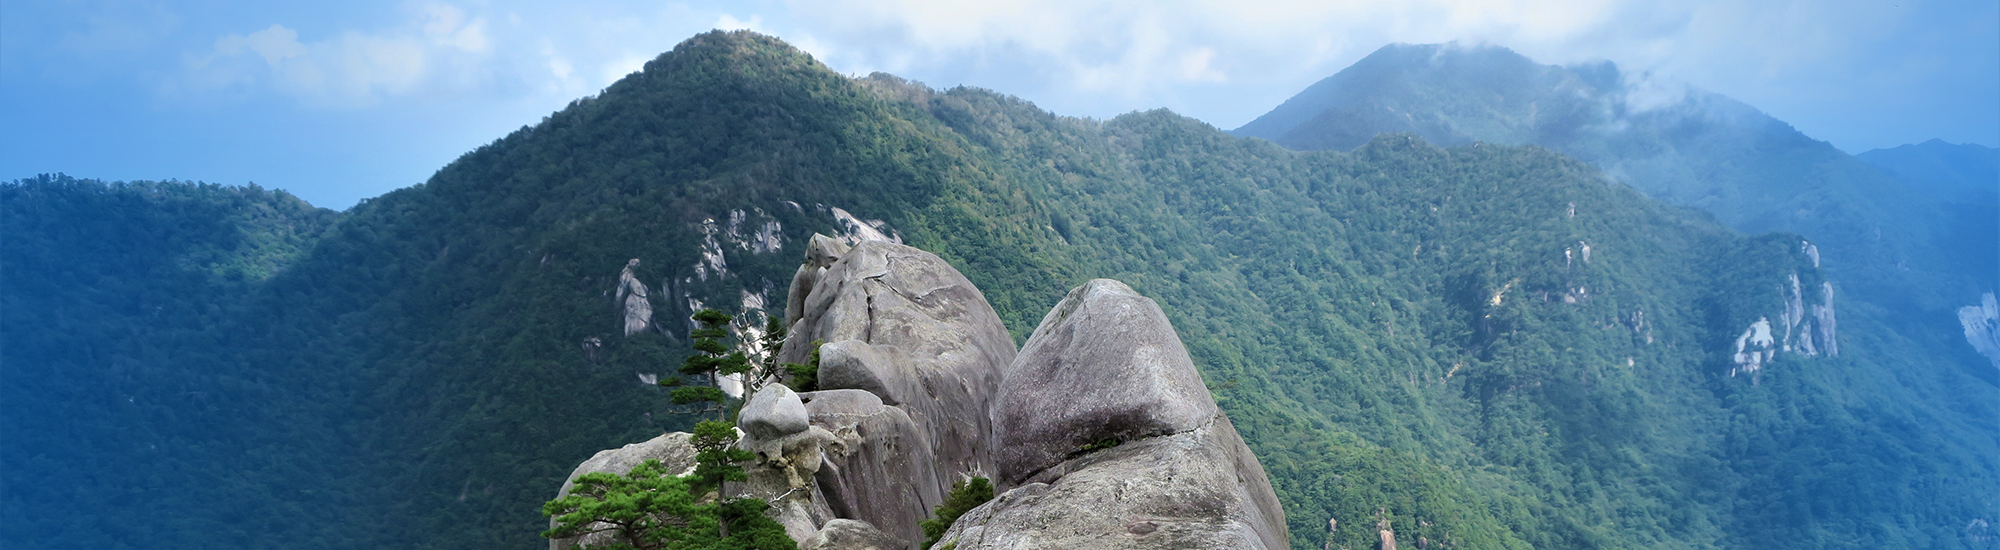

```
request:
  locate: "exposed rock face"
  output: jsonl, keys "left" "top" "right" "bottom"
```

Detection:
{"left": 802, "top": 389, "right": 943, "bottom": 548}
{"left": 785, "top": 235, "right": 850, "bottom": 327}
{"left": 736, "top": 384, "right": 839, "bottom": 542}
{"left": 778, "top": 237, "right": 1015, "bottom": 494}
{"left": 1812, "top": 281, "right": 1838, "bottom": 357}
{"left": 1777, "top": 274, "right": 1840, "bottom": 358}
{"left": 549, "top": 432, "right": 698, "bottom": 550}
{"left": 994, "top": 279, "right": 1217, "bottom": 485}
{"left": 1731, "top": 317, "right": 1776, "bottom": 379}
{"left": 938, "top": 411, "right": 1288, "bottom": 550}
{"left": 800, "top": 519, "right": 909, "bottom": 550}
{"left": 938, "top": 278, "right": 1288, "bottom": 550}
{"left": 1961, "top": 292, "right": 2000, "bottom": 369}
{"left": 739, "top": 384, "right": 810, "bottom": 441}
{"left": 559, "top": 246, "right": 1288, "bottom": 550}
{"left": 829, "top": 206, "right": 902, "bottom": 245}
{"left": 1735, "top": 269, "right": 1840, "bottom": 381}
{"left": 615, "top": 259, "right": 653, "bottom": 336}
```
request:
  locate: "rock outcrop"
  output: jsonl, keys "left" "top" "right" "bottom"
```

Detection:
{"left": 734, "top": 385, "right": 838, "bottom": 542}
{"left": 1730, "top": 317, "right": 1776, "bottom": 379}
{"left": 778, "top": 238, "right": 1016, "bottom": 496}
{"left": 785, "top": 235, "right": 850, "bottom": 327}
{"left": 557, "top": 239, "right": 1289, "bottom": 550}
{"left": 615, "top": 259, "right": 653, "bottom": 336}
{"left": 548, "top": 432, "right": 699, "bottom": 550}
{"left": 802, "top": 389, "right": 942, "bottom": 547}
{"left": 799, "top": 519, "right": 908, "bottom": 550}
{"left": 1961, "top": 292, "right": 2000, "bottom": 370}
{"left": 937, "top": 279, "right": 1289, "bottom": 550}
{"left": 993, "top": 279, "right": 1218, "bottom": 485}
{"left": 1733, "top": 267, "right": 1840, "bottom": 381}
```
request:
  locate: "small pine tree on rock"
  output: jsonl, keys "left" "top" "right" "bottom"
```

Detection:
{"left": 665, "top": 308, "right": 748, "bottom": 421}
{"left": 541, "top": 458, "right": 792, "bottom": 550}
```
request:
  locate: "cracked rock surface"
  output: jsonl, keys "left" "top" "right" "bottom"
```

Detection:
{"left": 779, "top": 238, "right": 1015, "bottom": 498}
{"left": 933, "top": 414, "right": 1286, "bottom": 550}
{"left": 803, "top": 389, "right": 941, "bottom": 549}
{"left": 994, "top": 279, "right": 1217, "bottom": 486}
{"left": 941, "top": 278, "right": 1287, "bottom": 550}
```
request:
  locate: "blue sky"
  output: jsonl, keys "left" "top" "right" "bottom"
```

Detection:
{"left": 4, "top": 0, "right": 1996, "bottom": 209}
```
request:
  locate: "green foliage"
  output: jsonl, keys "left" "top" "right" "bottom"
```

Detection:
{"left": 920, "top": 477, "right": 995, "bottom": 550}
{"left": 687, "top": 421, "right": 755, "bottom": 498}
{"left": 1240, "top": 43, "right": 1995, "bottom": 335}
{"left": 541, "top": 459, "right": 791, "bottom": 550}
{"left": 739, "top": 315, "right": 790, "bottom": 397}
{"left": 1076, "top": 438, "right": 1121, "bottom": 453}
{"left": 672, "top": 308, "right": 747, "bottom": 419}
{"left": 782, "top": 340, "right": 823, "bottom": 393}
{"left": 9, "top": 32, "right": 1993, "bottom": 550}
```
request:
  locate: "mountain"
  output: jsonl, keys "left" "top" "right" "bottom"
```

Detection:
{"left": 1233, "top": 43, "right": 1997, "bottom": 340}
{"left": 1859, "top": 139, "right": 1999, "bottom": 194}
{"left": 5, "top": 32, "right": 1996, "bottom": 550}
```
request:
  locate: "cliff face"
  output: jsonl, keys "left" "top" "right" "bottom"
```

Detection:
{"left": 1961, "top": 293, "right": 2000, "bottom": 370}
{"left": 1726, "top": 242, "right": 1840, "bottom": 383}
{"left": 553, "top": 238, "right": 1289, "bottom": 549}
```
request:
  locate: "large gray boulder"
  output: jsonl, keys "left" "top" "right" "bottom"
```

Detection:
{"left": 993, "top": 279, "right": 1217, "bottom": 485}
{"left": 803, "top": 389, "right": 943, "bottom": 549}
{"left": 778, "top": 238, "right": 1015, "bottom": 496}
{"left": 800, "top": 519, "right": 909, "bottom": 550}
{"left": 549, "top": 432, "right": 699, "bottom": 550}
{"left": 938, "top": 278, "right": 1288, "bottom": 550}
{"left": 932, "top": 415, "right": 1288, "bottom": 550}
{"left": 785, "top": 235, "right": 851, "bottom": 327}
{"left": 738, "top": 384, "right": 810, "bottom": 441}
{"left": 736, "top": 384, "right": 838, "bottom": 542}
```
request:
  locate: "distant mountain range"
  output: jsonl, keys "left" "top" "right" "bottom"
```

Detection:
{"left": 1859, "top": 138, "right": 2000, "bottom": 194}
{"left": 4, "top": 33, "right": 1995, "bottom": 550}
{"left": 1235, "top": 41, "right": 1997, "bottom": 372}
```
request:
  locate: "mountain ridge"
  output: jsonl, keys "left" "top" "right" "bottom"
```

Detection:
{"left": 4, "top": 31, "right": 1996, "bottom": 550}
{"left": 1233, "top": 41, "right": 1997, "bottom": 373}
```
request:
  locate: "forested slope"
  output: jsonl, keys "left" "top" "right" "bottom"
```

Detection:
{"left": 4, "top": 32, "right": 1993, "bottom": 550}
{"left": 1233, "top": 43, "right": 1998, "bottom": 358}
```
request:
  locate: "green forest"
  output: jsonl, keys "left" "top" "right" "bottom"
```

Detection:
{"left": 3, "top": 31, "right": 1994, "bottom": 550}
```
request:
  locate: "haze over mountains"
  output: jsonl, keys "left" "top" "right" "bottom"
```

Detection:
{"left": 1235, "top": 41, "right": 1998, "bottom": 372}
{"left": 1859, "top": 138, "right": 2000, "bottom": 194}
{"left": 3, "top": 32, "right": 1995, "bottom": 550}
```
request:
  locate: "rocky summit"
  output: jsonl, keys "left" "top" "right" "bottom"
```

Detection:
{"left": 552, "top": 237, "right": 1288, "bottom": 549}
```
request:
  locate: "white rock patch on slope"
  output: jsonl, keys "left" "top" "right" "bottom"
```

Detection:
{"left": 1732, "top": 317, "right": 1776, "bottom": 378}
{"left": 1960, "top": 292, "right": 2000, "bottom": 370}
{"left": 828, "top": 206, "right": 900, "bottom": 244}
{"left": 616, "top": 259, "right": 653, "bottom": 336}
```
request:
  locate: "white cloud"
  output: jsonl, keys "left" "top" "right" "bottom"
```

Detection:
{"left": 213, "top": 24, "right": 307, "bottom": 67}
{"left": 186, "top": 3, "right": 510, "bottom": 108}
{"left": 600, "top": 54, "right": 651, "bottom": 85}
{"left": 716, "top": 14, "right": 765, "bottom": 32}
{"left": 161, "top": 0, "right": 1993, "bottom": 149}
{"left": 422, "top": 3, "right": 490, "bottom": 54}
{"left": 1178, "top": 47, "right": 1225, "bottom": 83}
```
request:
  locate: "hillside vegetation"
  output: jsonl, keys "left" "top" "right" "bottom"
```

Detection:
{"left": 1234, "top": 43, "right": 1998, "bottom": 353}
{"left": 4, "top": 32, "right": 1994, "bottom": 550}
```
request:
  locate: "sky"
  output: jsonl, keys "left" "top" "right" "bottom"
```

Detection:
{"left": 4, "top": 0, "right": 1996, "bottom": 209}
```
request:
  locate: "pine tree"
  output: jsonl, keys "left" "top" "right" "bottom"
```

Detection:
{"left": 738, "top": 315, "right": 789, "bottom": 397}
{"left": 541, "top": 459, "right": 791, "bottom": 550}
{"left": 665, "top": 308, "right": 748, "bottom": 421}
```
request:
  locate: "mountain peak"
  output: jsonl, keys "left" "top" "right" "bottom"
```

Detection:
{"left": 605, "top": 30, "right": 831, "bottom": 96}
{"left": 1232, "top": 41, "right": 1590, "bottom": 144}
{"left": 1857, "top": 138, "right": 2000, "bottom": 191}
